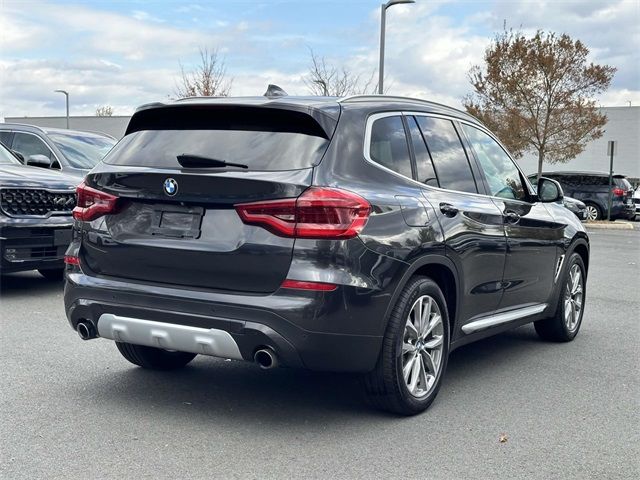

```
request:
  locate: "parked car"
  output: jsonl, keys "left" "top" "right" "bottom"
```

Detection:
{"left": 634, "top": 186, "right": 640, "bottom": 219}
{"left": 0, "top": 141, "right": 78, "bottom": 279}
{"left": 64, "top": 94, "right": 589, "bottom": 415}
{"left": 0, "top": 124, "right": 116, "bottom": 179}
{"left": 527, "top": 175, "right": 587, "bottom": 220}
{"left": 537, "top": 171, "right": 635, "bottom": 221}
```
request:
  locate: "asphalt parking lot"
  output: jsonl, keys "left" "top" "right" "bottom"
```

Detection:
{"left": 1, "top": 229, "right": 638, "bottom": 480}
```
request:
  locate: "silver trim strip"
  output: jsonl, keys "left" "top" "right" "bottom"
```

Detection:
{"left": 97, "top": 314, "right": 243, "bottom": 360}
{"left": 461, "top": 304, "right": 547, "bottom": 334}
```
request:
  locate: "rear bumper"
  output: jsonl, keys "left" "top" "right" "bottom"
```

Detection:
{"left": 0, "top": 220, "right": 73, "bottom": 273}
{"left": 64, "top": 271, "right": 392, "bottom": 372}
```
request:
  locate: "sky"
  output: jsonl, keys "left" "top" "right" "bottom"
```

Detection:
{"left": 1, "top": 0, "right": 639, "bottom": 119}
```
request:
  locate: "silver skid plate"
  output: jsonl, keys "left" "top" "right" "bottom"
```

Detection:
{"left": 97, "top": 314, "right": 243, "bottom": 360}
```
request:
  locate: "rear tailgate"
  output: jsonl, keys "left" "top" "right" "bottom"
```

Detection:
{"left": 80, "top": 104, "right": 337, "bottom": 293}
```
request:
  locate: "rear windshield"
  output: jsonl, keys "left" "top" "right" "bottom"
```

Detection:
{"left": 614, "top": 177, "right": 632, "bottom": 189}
{"left": 104, "top": 107, "right": 331, "bottom": 171}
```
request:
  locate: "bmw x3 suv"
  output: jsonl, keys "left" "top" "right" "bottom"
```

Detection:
{"left": 64, "top": 94, "right": 589, "bottom": 415}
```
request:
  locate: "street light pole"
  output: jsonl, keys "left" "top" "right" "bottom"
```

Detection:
{"left": 378, "top": 0, "right": 415, "bottom": 95}
{"left": 54, "top": 90, "right": 69, "bottom": 129}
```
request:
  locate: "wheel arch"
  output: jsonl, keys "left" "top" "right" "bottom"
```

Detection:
{"left": 384, "top": 255, "right": 460, "bottom": 339}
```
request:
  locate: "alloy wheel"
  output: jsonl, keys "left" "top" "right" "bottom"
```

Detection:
{"left": 585, "top": 205, "right": 599, "bottom": 221}
{"left": 564, "top": 264, "right": 584, "bottom": 332}
{"left": 401, "top": 295, "right": 444, "bottom": 398}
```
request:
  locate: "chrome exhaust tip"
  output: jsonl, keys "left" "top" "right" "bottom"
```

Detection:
{"left": 254, "top": 348, "right": 278, "bottom": 369}
{"left": 77, "top": 321, "right": 97, "bottom": 340}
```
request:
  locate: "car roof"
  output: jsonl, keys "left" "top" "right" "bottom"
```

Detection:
{"left": 0, "top": 123, "right": 115, "bottom": 140}
{"left": 136, "top": 94, "right": 481, "bottom": 125}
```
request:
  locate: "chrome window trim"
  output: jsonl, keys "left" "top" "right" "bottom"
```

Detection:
{"left": 10, "top": 131, "right": 64, "bottom": 169}
{"left": 362, "top": 111, "right": 538, "bottom": 206}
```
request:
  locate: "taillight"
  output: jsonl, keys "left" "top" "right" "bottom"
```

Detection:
{"left": 281, "top": 279, "right": 337, "bottom": 291}
{"left": 235, "top": 187, "right": 370, "bottom": 239}
{"left": 73, "top": 182, "right": 119, "bottom": 221}
{"left": 64, "top": 255, "right": 80, "bottom": 266}
{"left": 612, "top": 187, "right": 625, "bottom": 197}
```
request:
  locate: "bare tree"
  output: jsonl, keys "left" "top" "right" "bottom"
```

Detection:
{"left": 95, "top": 105, "right": 113, "bottom": 117}
{"left": 304, "top": 48, "right": 377, "bottom": 96}
{"left": 174, "top": 47, "right": 232, "bottom": 98}
{"left": 463, "top": 30, "right": 615, "bottom": 180}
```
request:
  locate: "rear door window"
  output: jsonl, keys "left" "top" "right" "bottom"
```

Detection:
{"left": 104, "top": 107, "right": 331, "bottom": 171}
{"left": 416, "top": 116, "right": 477, "bottom": 193}
{"left": 406, "top": 116, "right": 438, "bottom": 187}
{"left": 368, "top": 115, "right": 413, "bottom": 178}
{"left": 461, "top": 124, "right": 526, "bottom": 201}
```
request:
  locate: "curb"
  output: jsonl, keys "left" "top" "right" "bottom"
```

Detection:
{"left": 585, "top": 222, "right": 635, "bottom": 230}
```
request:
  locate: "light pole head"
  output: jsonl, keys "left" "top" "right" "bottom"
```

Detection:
{"left": 384, "top": 0, "right": 415, "bottom": 9}
{"left": 54, "top": 89, "right": 68, "bottom": 96}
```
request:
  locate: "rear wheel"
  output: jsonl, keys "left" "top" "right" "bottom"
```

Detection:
{"left": 38, "top": 268, "right": 64, "bottom": 281}
{"left": 534, "top": 253, "right": 586, "bottom": 342}
{"left": 363, "top": 276, "right": 450, "bottom": 415}
{"left": 115, "top": 342, "right": 197, "bottom": 370}
{"left": 584, "top": 202, "right": 601, "bottom": 221}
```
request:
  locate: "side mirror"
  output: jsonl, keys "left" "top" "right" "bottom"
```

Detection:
{"left": 538, "top": 177, "right": 564, "bottom": 203}
{"left": 26, "top": 154, "right": 52, "bottom": 168}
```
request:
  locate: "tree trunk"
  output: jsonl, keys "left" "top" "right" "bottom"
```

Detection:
{"left": 537, "top": 150, "right": 545, "bottom": 183}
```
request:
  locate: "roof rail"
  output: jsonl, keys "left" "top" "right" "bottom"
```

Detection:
{"left": 0, "top": 122, "right": 48, "bottom": 134}
{"left": 338, "top": 94, "right": 482, "bottom": 123}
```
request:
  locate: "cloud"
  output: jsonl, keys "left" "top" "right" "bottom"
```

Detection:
{"left": 0, "top": 0, "right": 638, "bottom": 120}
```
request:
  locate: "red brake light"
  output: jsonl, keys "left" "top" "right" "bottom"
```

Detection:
{"left": 612, "top": 187, "right": 625, "bottom": 197}
{"left": 235, "top": 187, "right": 370, "bottom": 239}
{"left": 64, "top": 255, "right": 80, "bottom": 266}
{"left": 281, "top": 279, "right": 337, "bottom": 291}
{"left": 73, "top": 182, "right": 119, "bottom": 221}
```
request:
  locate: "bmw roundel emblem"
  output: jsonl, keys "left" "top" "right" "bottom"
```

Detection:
{"left": 163, "top": 178, "right": 178, "bottom": 196}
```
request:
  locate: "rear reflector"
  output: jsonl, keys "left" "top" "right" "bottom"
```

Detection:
{"left": 64, "top": 255, "right": 80, "bottom": 266}
{"left": 73, "top": 182, "right": 120, "bottom": 221}
{"left": 281, "top": 279, "right": 337, "bottom": 291}
{"left": 235, "top": 187, "right": 370, "bottom": 239}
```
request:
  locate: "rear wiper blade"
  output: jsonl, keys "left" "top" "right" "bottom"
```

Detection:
{"left": 177, "top": 154, "right": 248, "bottom": 169}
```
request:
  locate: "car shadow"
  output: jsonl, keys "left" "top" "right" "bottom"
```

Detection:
{"left": 83, "top": 325, "right": 545, "bottom": 424}
{"left": 0, "top": 271, "right": 64, "bottom": 297}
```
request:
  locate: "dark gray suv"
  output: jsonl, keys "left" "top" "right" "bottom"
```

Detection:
{"left": 64, "top": 95, "right": 589, "bottom": 414}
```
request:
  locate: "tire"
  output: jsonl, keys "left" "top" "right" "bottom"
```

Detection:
{"left": 38, "top": 268, "right": 64, "bottom": 280}
{"left": 115, "top": 342, "right": 197, "bottom": 370}
{"left": 583, "top": 202, "right": 601, "bottom": 221}
{"left": 534, "top": 253, "right": 586, "bottom": 342}
{"left": 363, "top": 276, "right": 450, "bottom": 415}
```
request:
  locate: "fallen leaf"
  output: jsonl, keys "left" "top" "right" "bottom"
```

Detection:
{"left": 499, "top": 434, "right": 508, "bottom": 443}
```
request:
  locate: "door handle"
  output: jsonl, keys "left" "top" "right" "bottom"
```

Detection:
{"left": 504, "top": 211, "right": 521, "bottom": 224}
{"left": 439, "top": 203, "right": 459, "bottom": 217}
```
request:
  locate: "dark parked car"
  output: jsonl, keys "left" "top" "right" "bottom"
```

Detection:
{"left": 64, "top": 94, "right": 589, "bottom": 415}
{"left": 0, "top": 141, "right": 77, "bottom": 279}
{"left": 527, "top": 175, "right": 587, "bottom": 220}
{"left": 0, "top": 124, "right": 116, "bottom": 179}
{"left": 538, "top": 171, "right": 635, "bottom": 221}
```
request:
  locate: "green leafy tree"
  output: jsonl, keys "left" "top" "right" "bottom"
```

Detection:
{"left": 464, "top": 30, "right": 616, "bottom": 180}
